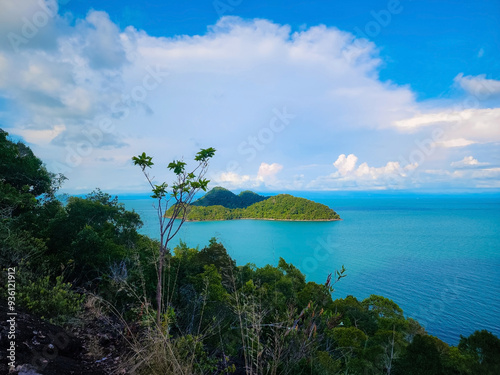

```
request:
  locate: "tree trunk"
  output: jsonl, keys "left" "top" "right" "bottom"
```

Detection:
{"left": 387, "top": 327, "right": 396, "bottom": 375}
{"left": 156, "top": 247, "right": 164, "bottom": 326}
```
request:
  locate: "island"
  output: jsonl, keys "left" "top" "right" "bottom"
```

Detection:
{"left": 166, "top": 187, "right": 341, "bottom": 221}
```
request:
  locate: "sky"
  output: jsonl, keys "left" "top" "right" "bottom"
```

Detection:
{"left": 0, "top": 0, "right": 499, "bottom": 193}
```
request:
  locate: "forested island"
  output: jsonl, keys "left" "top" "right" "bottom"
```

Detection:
{"left": 2, "top": 131, "right": 500, "bottom": 375}
{"left": 167, "top": 187, "right": 341, "bottom": 221}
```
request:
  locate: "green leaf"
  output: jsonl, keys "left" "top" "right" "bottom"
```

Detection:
{"left": 168, "top": 161, "right": 187, "bottom": 175}
{"left": 151, "top": 182, "right": 168, "bottom": 199}
{"left": 132, "top": 152, "right": 154, "bottom": 169}
{"left": 194, "top": 147, "right": 216, "bottom": 162}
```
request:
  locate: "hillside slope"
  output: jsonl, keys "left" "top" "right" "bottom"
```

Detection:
{"left": 191, "top": 187, "right": 268, "bottom": 209}
{"left": 243, "top": 194, "right": 340, "bottom": 220}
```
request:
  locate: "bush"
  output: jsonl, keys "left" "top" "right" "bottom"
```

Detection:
{"left": 18, "top": 275, "right": 84, "bottom": 324}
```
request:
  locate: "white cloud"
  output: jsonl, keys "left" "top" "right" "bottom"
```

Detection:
{"left": 257, "top": 162, "right": 283, "bottom": 180}
{"left": 307, "top": 154, "right": 418, "bottom": 190}
{"left": 434, "top": 138, "right": 477, "bottom": 148}
{"left": 394, "top": 108, "right": 500, "bottom": 147}
{"left": 454, "top": 73, "right": 500, "bottom": 99}
{"left": 332, "top": 154, "right": 417, "bottom": 179}
{"left": 213, "top": 162, "right": 283, "bottom": 189}
{"left": 0, "top": 10, "right": 128, "bottom": 132}
{"left": 333, "top": 154, "right": 358, "bottom": 176}
{"left": 450, "top": 156, "right": 489, "bottom": 168}
{"left": 216, "top": 171, "right": 252, "bottom": 187}
{"left": 4, "top": 124, "right": 65, "bottom": 144}
{"left": 394, "top": 111, "right": 464, "bottom": 129}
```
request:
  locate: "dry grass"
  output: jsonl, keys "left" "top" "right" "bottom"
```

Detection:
{"left": 122, "top": 329, "right": 199, "bottom": 375}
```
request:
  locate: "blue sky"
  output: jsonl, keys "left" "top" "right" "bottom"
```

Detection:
{"left": 0, "top": 0, "right": 499, "bottom": 192}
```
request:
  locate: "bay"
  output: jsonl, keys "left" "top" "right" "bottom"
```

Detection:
{"left": 120, "top": 192, "right": 500, "bottom": 345}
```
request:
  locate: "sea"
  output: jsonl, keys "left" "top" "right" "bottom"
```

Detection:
{"left": 119, "top": 192, "right": 500, "bottom": 345}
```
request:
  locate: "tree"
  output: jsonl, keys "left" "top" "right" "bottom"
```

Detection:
{"left": 0, "top": 129, "right": 63, "bottom": 225}
{"left": 0, "top": 129, "right": 65, "bottom": 268}
{"left": 362, "top": 295, "right": 407, "bottom": 332}
{"left": 45, "top": 190, "right": 142, "bottom": 284}
{"left": 332, "top": 296, "right": 377, "bottom": 335}
{"left": 132, "top": 147, "right": 215, "bottom": 326}
{"left": 458, "top": 330, "right": 500, "bottom": 374}
{"left": 0, "top": 129, "right": 60, "bottom": 198}
{"left": 393, "top": 334, "right": 442, "bottom": 375}
{"left": 330, "top": 326, "right": 368, "bottom": 372}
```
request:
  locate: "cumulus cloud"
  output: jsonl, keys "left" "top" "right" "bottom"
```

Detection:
{"left": 333, "top": 154, "right": 358, "bottom": 176}
{"left": 331, "top": 154, "right": 418, "bottom": 179}
{"left": 450, "top": 156, "right": 489, "bottom": 168}
{"left": 0, "top": 11, "right": 128, "bottom": 128}
{"left": 213, "top": 162, "right": 283, "bottom": 189}
{"left": 307, "top": 154, "right": 418, "bottom": 190}
{"left": 257, "top": 162, "right": 283, "bottom": 180}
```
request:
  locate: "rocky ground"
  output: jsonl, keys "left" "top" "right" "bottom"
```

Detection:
{"left": 0, "top": 303, "right": 127, "bottom": 375}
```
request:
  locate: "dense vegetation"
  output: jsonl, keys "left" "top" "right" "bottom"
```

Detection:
{"left": 191, "top": 187, "right": 268, "bottom": 209}
{"left": 183, "top": 204, "right": 245, "bottom": 221}
{"left": 243, "top": 194, "right": 341, "bottom": 220}
{"left": 1, "top": 131, "right": 499, "bottom": 375}
{"left": 170, "top": 193, "right": 341, "bottom": 221}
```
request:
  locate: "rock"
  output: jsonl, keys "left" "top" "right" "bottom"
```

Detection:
{"left": 15, "top": 364, "right": 42, "bottom": 375}
{"left": 0, "top": 304, "right": 107, "bottom": 375}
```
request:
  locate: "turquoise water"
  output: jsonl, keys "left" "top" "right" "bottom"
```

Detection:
{"left": 120, "top": 193, "right": 500, "bottom": 345}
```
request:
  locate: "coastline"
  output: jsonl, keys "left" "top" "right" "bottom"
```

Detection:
{"left": 167, "top": 216, "right": 342, "bottom": 222}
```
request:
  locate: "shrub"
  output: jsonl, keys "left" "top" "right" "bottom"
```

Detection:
{"left": 18, "top": 275, "right": 84, "bottom": 324}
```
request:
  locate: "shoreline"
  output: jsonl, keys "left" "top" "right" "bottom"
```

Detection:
{"left": 167, "top": 217, "right": 343, "bottom": 222}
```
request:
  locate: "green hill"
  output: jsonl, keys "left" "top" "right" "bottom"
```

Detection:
{"left": 238, "top": 190, "right": 268, "bottom": 208}
{"left": 191, "top": 186, "right": 268, "bottom": 209}
{"left": 243, "top": 194, "right": 340, "bottom": 220}
{"left": 169, "top": 191, "right": 340, "bottom": 221}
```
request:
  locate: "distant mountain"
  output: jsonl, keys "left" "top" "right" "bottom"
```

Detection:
{"left": 191, "top": 186, "right": 268, "bottom": 209}
{"left": 170, "top": 189, "right": 340, "bottom": 221}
